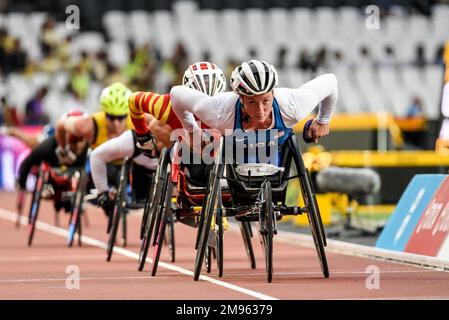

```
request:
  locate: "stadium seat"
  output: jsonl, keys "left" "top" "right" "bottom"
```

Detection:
{"left": 103, "top": 11, "right": 129, "bottom": 42}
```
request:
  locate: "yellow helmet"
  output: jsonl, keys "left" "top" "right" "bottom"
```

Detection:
{"left": 100, "top": 82, "right": 132, "bottom": 116}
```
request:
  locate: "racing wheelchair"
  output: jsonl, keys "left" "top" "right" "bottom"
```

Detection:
{"left": 138, "top": 142, "right": 257, "bottom": 277}
{"left": 193, "top": 132, "right": 329, "bottom": 283}
{"left": 26, "top": 161, "right": 85, "bottom": 247}
{"left": 106, "top": 158, "right": 152, "bottom": 262}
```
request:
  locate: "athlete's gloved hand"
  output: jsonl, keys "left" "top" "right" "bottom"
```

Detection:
{"left": 55, "top": 146, "right": 77, "bottom": 165}
{"left": 97, "top": 191, "right": 114, "bottom": 217}
{"left": 303, "top": 119, "right": 314, "bottom": 143}
{"left": 135, "top": 131, "right": 158, "bottom": 157}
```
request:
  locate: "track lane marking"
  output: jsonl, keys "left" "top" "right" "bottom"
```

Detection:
{"left": 0, "top": 208, "right": 278, "bottom": 300}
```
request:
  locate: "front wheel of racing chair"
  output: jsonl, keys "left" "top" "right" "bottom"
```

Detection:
{"left": 27, "top": 163, "right": 49, "bottom": 246}
{"left": 67, "top": 150, "right": 91, "bottom": 248}
{"left": 106, "top": 158, "right": 130, "bottom": 262}
{"left": 239, "top": 221, "right": 256, "bottom": 269}
{"left": 260, "top": 180, "right": 274, "bottom": 283}
{"left": 193, "top": 141, "right": 225, "bottom": 281}
{"left": 289, "top": 135, "right": 329, "bottom": 278}
{"left": 138, "top": 149, "right": 170, "bottom": 271}
{"left": 151, "top": 171, "right": 173, "bottom": 276}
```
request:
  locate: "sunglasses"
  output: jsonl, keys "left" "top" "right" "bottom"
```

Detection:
{"left": 106, "top": 114, "right": 127, "bottom": 121}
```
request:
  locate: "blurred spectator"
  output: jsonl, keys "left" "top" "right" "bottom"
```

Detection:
{"left": 104, "top": 63, "right": 126, "bottom": 86}
{"left": 57, "top": 35, "right": 73, "bottom": 69}
{"left": 0, "top": 28, "right": 7, "bottom": 75}
{"left": 413, "top": 44, "right": 427, "bottom": 68}
{"left": 248, "top": 48, "right": 257, "bottom": 59}
{"left": 406, "top": 96, "right": 425, "bottom": 118}
{"left": 297, "top": 49, "right": 316, "bottom": 72}
{"left": 225, "top": 58, "right": 239, "bottom": 80}
{"left": 1, "top": 96, "right": 21, "bottom": 127}
{"left": 40, "top": 17, "right": 58, "bottom": 54}
{"left": 91, "top": 51, "right": 108, "bottom": 82}
{"left": 24, "top": 87, "right": 49, "bottom": 125}
{"left": 315, "top": 46, "right": 329, "bottom": 70}
{"left": 356, "top": 46, "right": 375, "bottom": 68}
{"left": 2, "top": 38, "right": 27, "bottom": 75}
{"left": 328, "top": 50, "right": 347, "bottom": 70}
{"left": 40, "top": 45, "right": 61, "bottom": 74}
{"left": 70, "top": 65, "right": 90, "bottom": 101}
{"left": 276, "top": 46, "right": 287, "bottom": 70}
{"left": 434, "top": 44, "right": 445, "bottom": 67}
{"left": 379, "top": 46, "right": 398, "bottom": 68}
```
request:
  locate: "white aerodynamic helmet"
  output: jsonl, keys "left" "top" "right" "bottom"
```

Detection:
{"left": 230, "top": 60, "right": 278, "bottom": 96}
{"left": 182, "top": 61, "right": 226, "bottom": 96}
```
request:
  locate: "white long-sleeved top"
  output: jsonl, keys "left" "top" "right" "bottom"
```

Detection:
{"left": 170, "top": 73, "right": 338, "bottom": 134}
{"left": 90, "top": 130, "right": 159, "bottom": 193}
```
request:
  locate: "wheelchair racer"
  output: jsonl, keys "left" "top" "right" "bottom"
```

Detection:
{"left": 55, "top": 82, "right": 135, "bottom": 216}
{"left": 170, "top": 60, "right": 338, "bottom": 165}
{"left": 16, "top": 109, "right": 89, "bottom": 213}
{"left": 128, "top": 61, "right": 226, "bottom": 181}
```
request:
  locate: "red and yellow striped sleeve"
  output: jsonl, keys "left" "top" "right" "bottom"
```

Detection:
{"left": 128, "top": 92, "right": 182, "bottom": 135}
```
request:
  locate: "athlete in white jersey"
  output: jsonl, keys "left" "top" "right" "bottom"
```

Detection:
{"left": 170, "top": 60, "right": 337, "bottom": 143}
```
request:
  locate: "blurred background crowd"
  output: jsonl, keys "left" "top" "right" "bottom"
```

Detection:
{"left": 0, "top": 0, "right": 448, "bottom": 143}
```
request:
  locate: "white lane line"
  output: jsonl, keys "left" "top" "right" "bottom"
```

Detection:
{"left": 0, "top": 208, "right": 278, "bottom": 300}
{"left": 0, "top": 276, "right": 157, "bottom": 283}
{"left": 0, "top": 255, "right": 106, "bottom": 262}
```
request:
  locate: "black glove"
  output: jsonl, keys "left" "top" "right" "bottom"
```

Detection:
{"left": 303, "top": 119, "right": 314, "bottom": 144}
{"left": 97, "top": 191, "right": 114, "bottom": 216}
{"left": 135, "top": 131, "right": 158, "bottom": 157}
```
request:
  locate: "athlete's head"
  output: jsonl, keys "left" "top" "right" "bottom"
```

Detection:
{"left": 60, "top": 109, "right": 89, "bottom": 154}
{"left": 100, "top": 82, "right": 131, "bottom": 133}
{"left": 230, "top": 60, "right": 278, "bottom": 126}
{"left": 182, "top": 61, "right": 226, "bottom": 96}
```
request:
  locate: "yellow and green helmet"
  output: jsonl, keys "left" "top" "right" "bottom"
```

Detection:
{"left": 100, "top": 82, "right": 132, "bottom": 116}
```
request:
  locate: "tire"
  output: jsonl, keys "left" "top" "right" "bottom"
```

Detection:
{"left": 67, "top": 170, "right": 86, "bottom": 247}
{"left": 205, "top": 246, "right": 212, "bottom": 274}
{"left": 193, "top": 166, "right": 221, "bottom": 281}
{"left": 289, "top": 136, "right": 329, "bottom": 279}
{"left": 303, "top": 171, "right": 329, "bottom": 279}
{"left": 261, "top": 181, "right": 273, "bottom": 283}
{"left": 167, "top": 212, "right": 175, "bottom": 263}
{"left": 140, "top": 177, "right": 155, "bottom": 240}
{"left": 137, "top": 158, "right": 168, "bottom": 271}
{"left": 239, "top": 221, "right": 256, "bottom": 269}
{"left": 106, "top": 162, "right": 128, "bottom": 262}
{"left": 151, "top": 174, "right": 173, "bottom": 277}
{"left": 27, "top": 167, "right": 46, "bottom": 247}
{"left": 216, "top": 209, "right": 224, "bottom": 277}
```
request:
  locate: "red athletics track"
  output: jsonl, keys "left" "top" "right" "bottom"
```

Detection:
{"left": 0, "top": 191, "right": 449, "bottom": 300}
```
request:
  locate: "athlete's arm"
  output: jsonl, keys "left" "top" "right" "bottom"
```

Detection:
{"left": 56, "top": 115, "right": 93, "bottom": 148}
{"left": 170, "top": 86, "right": 236, "bottom": 133}
{"left": 90, "top": 130, "right": 135, "bottom": 194}
{"left": 17, "top": 137, "right": 59, "bottom": 190}
{"left": 128, "top": 92, "right": 184, "bottom": 134}
{"left": 277, "top": 73, "right": 338, "bottom": 126}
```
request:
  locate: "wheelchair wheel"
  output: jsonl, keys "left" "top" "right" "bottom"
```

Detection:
{"left": 216, "top": 208, "right": 224, "bottom": 277}
{"left": 302, "top": 169, "right": 329, "bottom": 278}
{"left": 260, "top": 181, "right": 274, "bottom": 283}
{"left": 205, "top": 246, "right": 212, "bottom": 274}
{"left": 137, "top": 163, "right": 168, "bottom": 271}
{"left": 193, "top": 165, "right": 222, "bottom": 281}
{"left": 121, "top": 208, "right": 127, "bottom": 247}
{"left": 27, "top": 167, "right": 47, "bottom": 246}
{"left": 16, "top": 189, "right": 25, "bottom": 229}
{"left": 140, "top": 176, "right": 155, "bottom": 240}
{"left": 239, "top": 221, "right": 256, "bottom": 269}
{"left": 167, "top": 212, "right": 176, "bottom": 263}
{"left": 106, "top": 161, "right": 128, "bottom": 262}
{"left": 67, "top": 170, "right": 86, "bottom": 247}
{"left": 151, "top": 173, "right": 173, "bottom": 277}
